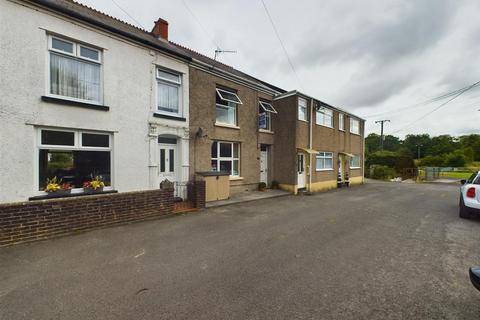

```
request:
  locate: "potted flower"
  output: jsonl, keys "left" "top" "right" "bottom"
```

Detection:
{"left": 271, "top": 180, "right": 279, "bottom": 190}
{"left": 83, "top": 176, "right": 105, "bottom": 193}
{"left": 45, "top": 177, "right": 72, "bottom": 196}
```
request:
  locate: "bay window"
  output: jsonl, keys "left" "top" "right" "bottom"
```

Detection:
{"left": 157, "top": 68, "right": 182, "bottom": 116}
{"left": 48, "top": 36, "right": 102, "bottom": 104}
{"left": 350, "top": 118, "right": 360, "bottom": 135}
{"left": 211, "top": 141, "right": 240, "bottom": 177}
{"left": 38, "top": 129, "right": 112, "bottom": 192}
{"left": 216, "top": 88, "right": 242, "bottom": 126}
{"left": 316, "top": 152, "right": 334, "bottom": 171}
{"left": 258, "top": 101, "right": 277, "bottom": 131}
{"left": 316, "top": 107, "right": 333, "bottom": 127}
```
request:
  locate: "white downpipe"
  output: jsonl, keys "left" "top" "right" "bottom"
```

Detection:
{"left": 308, "top": 98, "right": 314, "bottom": 191}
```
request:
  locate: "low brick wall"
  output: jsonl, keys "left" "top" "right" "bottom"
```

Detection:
{"left": 0, "top": 189, "right": 174, "bottom": 247}
{"left": 188, "top": 180, "right": 206, "bottom": 209}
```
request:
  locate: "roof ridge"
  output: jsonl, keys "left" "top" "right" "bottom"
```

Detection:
{"left": 68, "top": 0, "right": 149, "bottom": 33}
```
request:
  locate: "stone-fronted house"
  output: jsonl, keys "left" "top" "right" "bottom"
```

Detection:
{"left": 172, "top": 47, "right": 285, "bottom": 195}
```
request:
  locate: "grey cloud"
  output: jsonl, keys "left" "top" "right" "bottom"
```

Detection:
{"left": 297, "top": 0, "right": 455, "bottom": 67}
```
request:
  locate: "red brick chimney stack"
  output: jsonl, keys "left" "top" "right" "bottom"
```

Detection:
{"left": 151, "top": 18, "right": 169, "bottom": 41}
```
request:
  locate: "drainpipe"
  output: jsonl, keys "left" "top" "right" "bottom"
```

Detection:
{"left": 308, "top": 98, "right": 314, "bottom": 192}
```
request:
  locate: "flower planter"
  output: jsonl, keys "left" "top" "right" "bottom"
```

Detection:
{"left": 46, "top": 189, "right": 72, "bottom": 197}
{"left": 83, "top": 187, "right": 104, "bottom": 194}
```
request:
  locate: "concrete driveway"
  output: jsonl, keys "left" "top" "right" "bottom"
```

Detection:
{"left": 1, "top": 180, "right": 480, "bottom": 319}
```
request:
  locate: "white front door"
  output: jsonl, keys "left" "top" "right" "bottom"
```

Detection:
{"left": 260, "top": 146, "right": 268, "bottom": 184}
{"left": 159, "top": 142, "right": 178, "bottom": 183}
{"left": 297, "top": 153, "right": 306, "bottom": 189}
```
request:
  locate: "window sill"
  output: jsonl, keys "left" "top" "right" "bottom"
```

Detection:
{"left": 41, "top": 96, "right": 109, "bottom": 111}
{"left": 29, "top": 189, "right": 118, "bottom": 201}
{"left": 259, "top": 129, "right": 274, "bottom": 134}
{"left": 215, "top": 123, "right": 240, "bottom": 130}
{"left": 316, "top": 169, "right": 334, "bottom": 172}
{"left": 298, "top": 119, "right": 309, "bottom": 123}
{"left": 229, "top": 176, "right": 244, "bottom": 181}
{"left": 350, "top": 167, "right": 361, "bottom": 170}
{"left": 339, "top": 129, "right": 345, "bottom": 132}
{"left": 153, "top": 113, "right": 186, "bottom": 121}
{"left": 350, "top": 132, "right": 361, "bottom": 136}
{"left": 316, "top": 124, "right": 334, "bottom": 129}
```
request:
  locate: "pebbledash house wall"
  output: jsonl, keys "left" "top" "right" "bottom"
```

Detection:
{"left": 273, "top": 93, "right": 365, "bottom": 193}
{"left": 0, "top": 0, "right": 190, "bottom": 203}
{"left": 188, "top": 67, "right": 277, "bottom": 194}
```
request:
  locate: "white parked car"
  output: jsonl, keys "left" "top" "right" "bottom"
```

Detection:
{"left": 459, "top": 172, "right": 480, "bottom": 218}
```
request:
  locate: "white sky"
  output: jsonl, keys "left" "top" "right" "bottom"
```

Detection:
{"left": 76, "top": 0, "right": 480, "bottom": 137}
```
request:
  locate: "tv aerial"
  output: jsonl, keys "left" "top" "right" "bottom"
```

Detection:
{"left": 214, "top": 48, "right": 237, "bottom": 61}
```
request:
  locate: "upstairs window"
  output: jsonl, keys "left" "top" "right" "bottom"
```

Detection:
{"left": 258, "top": 101, "right": 277, "bottom": 131}
{"left": 316, "top": 107, "right": 333, "bottom": 128}
{"left": 298, "top": 98, "right": 308, "bottom": 121}
{"left": 216, "top": 88, "right": 242, "bottom": 126}
{"left": 48, "top": 36, "right": 102, "bottom": 104}
{"left": 350, "top": 118, "right": 360, "bottom": 135}
{"left": 339, "top": 113, "right": 345, "bottom": 131}
{"left": 157, "top": 68, "right": 182, "bottom": 116}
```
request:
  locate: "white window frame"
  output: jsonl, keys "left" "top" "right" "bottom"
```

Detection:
{"left": 156, "top": 67, "right": 183, "bottom": 117}
{"left": 47, "top": 35, "right": 103, "bottom": 105}
{"left": 316, "top": 152, "right": 334, "bottom": 171}
{"left": 211, "top": 141, "right": 240, "bottom": 177}
{"left": 350, "top": 154, "right": 361, "bottom": 169}
{"left": 316, "top": 107, "right": 333, "bottom": 128}
{"left": 216, "top": 88, "right": 240, "bottom": 126}
{"left": 259, "top": 101, "right": 277, "bottom": 131}
{"left": 259, "top": 101, "right": 278, "bottom": 114}
{"left": 36, "top": 128, "right": 113, "bottom": 194}
{"left": 339, "top": 113, "right": 345, "bottom": 131}
{"left": 350, "top": 118, "right": 360, "bottom": 135}
{"left": 298, "top": 97, "right": 308, "bottom": 121}
{"left": 216, "top": 88, "right": 243, "bottom": 105}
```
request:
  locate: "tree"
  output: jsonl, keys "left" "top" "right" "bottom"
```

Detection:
{"left": 402, "top": 134, "right": 432, "bottom": 159}
{"left": 365, "top": 133, "right": 401, "bottom": 155}
{"left": 459, "top": 134, "right": 480, "bottom": 161}
{"left": 444, "top": 151, "right": 466, "bottom": 167}
{"left": 428, "top": 135, "right": 458, "bottom": 156}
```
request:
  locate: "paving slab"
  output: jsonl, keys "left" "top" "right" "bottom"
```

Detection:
{"left": 206, "top": 189, "right": 291, "bottom": 208}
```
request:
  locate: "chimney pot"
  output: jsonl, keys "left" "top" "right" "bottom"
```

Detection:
{"left": 151, "top": 18, "right": 169, "bottom": 41}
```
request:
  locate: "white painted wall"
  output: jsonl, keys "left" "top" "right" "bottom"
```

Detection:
{"left": 0, "top": 0, "right": 190, "bottom": 203}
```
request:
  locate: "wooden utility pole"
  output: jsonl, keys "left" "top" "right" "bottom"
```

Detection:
{"left": 375, "top": 120, "right": 390, "bottom": 150}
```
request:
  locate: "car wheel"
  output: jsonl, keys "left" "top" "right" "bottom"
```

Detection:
{"left": 459, "top": 196, "right": 471, "bottom": 219}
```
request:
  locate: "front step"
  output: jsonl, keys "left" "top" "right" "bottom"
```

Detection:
{"left": 297, "top": 188, "right": 313, "bottom": 196}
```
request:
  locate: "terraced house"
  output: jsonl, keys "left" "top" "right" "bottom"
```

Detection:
{"left": 0, "top": 0, "right": 193, "bottom": 203}
{"left": 0, "top": 0, "right": 364, "bottom": 206}
{"left": 273, "top": 91, "right": 365, "bottom": 194}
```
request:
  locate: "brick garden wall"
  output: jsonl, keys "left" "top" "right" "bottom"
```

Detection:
{"left": 0, "top": 189, "right": 175, "bottom": 247}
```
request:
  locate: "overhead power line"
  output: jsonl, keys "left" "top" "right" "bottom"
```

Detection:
{"left": 181, "top": 0, "right": 221, "bottom": 50}
{"left": 363, "top": 82, "right": 480, "bottom": 119}
{"left": 259, "top": 0, "right": 304, "bottom": 91}
{"left": 110, "top": 0, "right": 146, "bottom": 30}
{"left": 389, "top": 80, "right": 480, "bottom": 135}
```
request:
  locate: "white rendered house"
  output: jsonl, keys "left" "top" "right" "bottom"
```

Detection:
{"left": 0, "top": 0, "right": 192, "bottom": 203}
